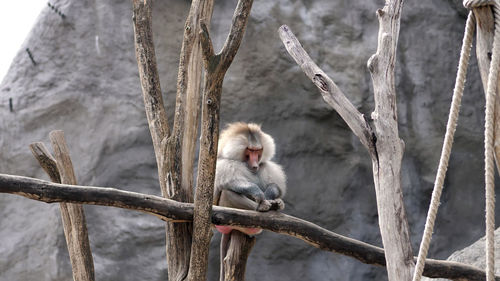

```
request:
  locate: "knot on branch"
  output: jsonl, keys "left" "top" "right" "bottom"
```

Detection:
{"left": 463, "top": 0, "right": 494, "bottom": 9}
{"left": 376, "top": 8, "right": 385, "bottom": 18}
{"left": 367, "top": 54, "right": 379, "bottom": 73}
{"left": 313, "top": 74, "right": 329, "bottom": 92}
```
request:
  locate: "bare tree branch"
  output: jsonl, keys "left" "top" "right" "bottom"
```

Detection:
{"left": 280, "top": 1, "right": 414, "bottom": 279}
{"left": 366, "top": 2, "right": 415, "bottom": 280}
{"left": 0, "top": 173, "right": 497, "bottom": 281}
{"left": 133, "top": 0, "right": 205, "bottom": 279}
{"left": 199, "top": 21, "right": 215, "bottom": 69}
{"left": 190, "top": 0, "right": 254, "bottom": 280}
{"left": 222, "top": 232, "right": 255, "bottom": 281}
{"left": 132, "top": 0, "right": 170, "bottom": 171}
{"left": 47, "top": 131, "right": 95, "bottom": 281}
{"left": 218, "top": 0, "right": 254, "bottom": 71}
{"left": 278, "top": 25, "right": 376, "bottom": 156}
{"left": 158, "top": 0, "right": 217, "bottom": 279}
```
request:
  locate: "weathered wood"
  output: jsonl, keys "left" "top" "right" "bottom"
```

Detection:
{"left": 48, "top": 131, "right": 95, "bottom": 281}
{"left": 175, "top": 0, "right": 214, "bottom": 203}
{"left": 473, "top": 6, "right": 500, "bottom": 176}
{"left": 279, "top": 3, "right": 414, "bottom": 278}
{"left": 0, "top": 173, "right": 497, "bottom": 281}
{"left": 223, "top": 232, "right": 255, "bottom": 281}
{"left": 367, "top": 2, "right": 415, "bottom": 280}
{"left": 29, "top": 142, "right": 61, "bottom": 182}
{"left": 164, "top": 0, "right": 216, "bottom": 279}
{"left": 132, "top": 0, "right": 170, "bottom": 172}
{"left": 278, "top": 25, "right": 376, "bottom": 155}
{"left": 132, "top": 0, "right": 195, "bottom": 279}
{"left": 189, "top": 1, "right": 254, "bottom": 280}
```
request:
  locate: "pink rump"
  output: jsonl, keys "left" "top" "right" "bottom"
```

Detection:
{"left": 215, "top": 225, "right": 262, "bottom": 235}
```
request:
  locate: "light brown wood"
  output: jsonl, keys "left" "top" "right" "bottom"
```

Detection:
{"left": 132, "top": 0, "right": 170, "bottom": 174}
{"left": 166, "top": 0, "right": 216, "bottom": 279}
{"left": 132, "top": 0, "right": 195, "bottom": 279}
{"left": 223, "top": 232, "right": 255, "bottom": 281}
{"left": 189, "top": 1, "right": 254, "bottom": 280}
{"left": 0, "top": 172, "right": 498, "bottom": 281}
{"left": 29, "top": 142, "right": 61, "bottom": 182}
{"left": 278, "top": 25, "right": 376, "bottom": 155}
{"left": 175, "top": 0, "right": 214, "bottom": 203}
{"left": 279, "top": 1, "right": 413, "bottom": 280}
{"left": 367, "top": 2, "right": 415, "bottom": 280}
{"left": 472, "top": 6, "right": 500, "bottom": 176}
{"left": 48, "top": 131, "right": 95, "bottom": 281}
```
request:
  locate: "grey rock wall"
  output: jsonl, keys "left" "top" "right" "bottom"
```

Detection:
{"left": 423, "top": 228, "right": 500, "bottom": 281}
{"left": 0, "top": 0, "right": 495, "bottom": 280}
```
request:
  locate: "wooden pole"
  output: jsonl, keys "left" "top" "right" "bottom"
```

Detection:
{"left": 222, "top": 232, "right": 256, "bottom": 281}
{"left": 189, "top": 0, "right": 254, "bottom": 280}
{"left": 29, "top": 132, "right": 95, "bottom": 281}
{"left": 0, "top": 173, "right": 498, "bottom": 281}
{"left": 367, "top": 2, "right": 415, "bottom": 280}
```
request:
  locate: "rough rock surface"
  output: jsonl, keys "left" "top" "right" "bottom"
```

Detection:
{"left": 0, "top": 0, "right": 496, "bottom": 280}
{"left": 423, "top": 228, "right": 500, "bottom": 281}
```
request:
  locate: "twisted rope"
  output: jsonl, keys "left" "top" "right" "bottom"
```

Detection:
{"left": 412, "top": 12, "right": 475, "bottom": 281}
{"left": 464, "top": 0, "right": 495, "bottom": 9}
{"left": 484, "top": 2, "right": 500, "bottom": 280}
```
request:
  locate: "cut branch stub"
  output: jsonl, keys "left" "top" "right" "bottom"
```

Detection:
{"left": 278, "top": 25, "right": 376, "bottom": 157}
{"left": 0, "top": 173, "right": 498, "bottom": 281}
{"left": 29, "top": 142, "right": 60, "bottom": 182}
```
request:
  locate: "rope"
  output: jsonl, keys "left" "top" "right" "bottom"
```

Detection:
{"left": 412, "top": 12, "right": 475, "bottom": 281}
{"left": 484, "top": 2, "right": 500, "bottom": 279}
{"left": 464, "top": 0, "right": 494, "bottom": 9}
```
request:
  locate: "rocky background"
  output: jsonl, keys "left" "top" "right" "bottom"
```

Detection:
{"left": 0, "top": 0, "right": 496, "bottom": 280}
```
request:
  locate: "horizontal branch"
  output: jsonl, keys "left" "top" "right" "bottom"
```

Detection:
{"left": 0, "top": 173, "right": 496, "bottom": 281}
{"left": 278, "top": 25, "right": 376, "bottom": 157}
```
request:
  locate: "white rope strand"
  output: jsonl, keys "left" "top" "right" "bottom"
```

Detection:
{"left": 412, "top": 12, "right": 475, "bottom": 281}
{"left": 485, "top": 2, "right": 500, "bottom": 280}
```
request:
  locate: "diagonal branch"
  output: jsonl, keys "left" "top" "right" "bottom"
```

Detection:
{"left": 278, "top": 25, "right": 376, "bottom": 156}
{"left": 218, "top": 0, "right": 254, "bottom": 71}
{"left": 132, "top": 0, "right": 170, "bottom": 180}
{"left": 0, "top": 173, "right": 496, "bottom": 281}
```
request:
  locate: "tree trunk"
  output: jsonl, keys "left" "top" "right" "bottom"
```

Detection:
{"left": 222, "top": 232, "right": 255, "bottom": 281}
